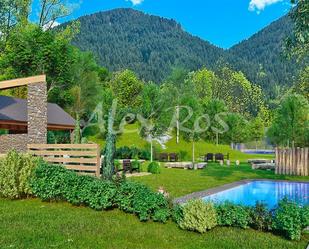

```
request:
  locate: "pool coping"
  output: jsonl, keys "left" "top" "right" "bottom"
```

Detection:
{"left": 173, "top": 179, "right": 309, "bottom": 204}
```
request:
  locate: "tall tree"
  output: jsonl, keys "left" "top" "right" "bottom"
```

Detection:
{"left": 37, "top": 0, "right": 72, "bottom": 30}
{"left": 267, "top": 94, "right": 309, "bottom": 147}
{"left": 202, "top": 99, "right": 228, "bottom": 145}
{"left": 0, "top": 23, "right": 83, "bottom": 105}
{"left": 109, "top": 69, "right": 143, "bottom": 108}
{"left": 214, "top": 65, "right": 264, "bottom": 116}
{"left": 179, "top": 94, "right": 202, "bottom": 163}
{"left": 67, "top": 52, "right": 101, "bottom": 119}
{"left": 139, "top": 82, "right": 171, "bottom": 162}
{"left": 287, "top": 0, "right": 309, "bottom": 59}
{"left": 0, "top": 0, "right": 30, "bottom": 47}
{"left": 248, "top": 116, "right": 265, "bottom": 150}
{"left": 293, "top": 66, "right": 309, "bottom": 100}
{"left": 102, "top": 108, "right": 116, "bottom": 180}
{"left": 187, "top": 68, "right": 215, "bottom": 104}
{"left": 223, "top": 113, "right": 249, "bottom": 147}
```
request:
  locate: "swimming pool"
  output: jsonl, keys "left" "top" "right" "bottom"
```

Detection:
{"left": 203, "top": 180, "right": 309, "bottom": 209}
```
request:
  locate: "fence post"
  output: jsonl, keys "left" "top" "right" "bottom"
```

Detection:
{"left": 96, "top": 144, "right": 101, "bottom": 178}
{"left": 275, "top": 148, "right": 278, "bottom": 174}
{"left": 304, "top": 148, "right": 309, "bottom": 176}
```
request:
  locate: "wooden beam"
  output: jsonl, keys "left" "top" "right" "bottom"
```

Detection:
{"left": 0, "top": 120, "right": 74, "bottom": 131}
{"left": 0, "top": 75, "right": 46, "bottom": 90}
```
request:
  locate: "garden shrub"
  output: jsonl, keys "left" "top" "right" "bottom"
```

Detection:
{"left": 30, "top": 161, "right": 72, "bottom": 201}
{"left": 216, "top": 202, "right": 251, "bottom": 229}
{"left": 115, "top": 146, "right": 150, "bottom": 160}
{"left": 172, "top": 204, "right": 184, "bottom": 224}
{"left": 273, "top": 199, "right": 308, "bottom": 241}
{"left": 116, "top": 181, "right": 170, "bottom": 222}
{"left": 131, "top": 159, "right": 141, "bottom": 172}
{"left": 249, "top": 202, "right": 273, "bottom": 231}
{"left": 0, "top": 150, "right": 39, "bottom": 199}
{"left": 147, "top": 162, "right": 161, "bottom": 174}
{"left": 179, "top": 199, "right": 217, "bottom": 233}
{"left": 31, "top": 163, "right": 117, "bottom": 210}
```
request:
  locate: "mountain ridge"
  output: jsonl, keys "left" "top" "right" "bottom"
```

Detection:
{"left": 69, "top": 8, "right": 301, "bottom": 96}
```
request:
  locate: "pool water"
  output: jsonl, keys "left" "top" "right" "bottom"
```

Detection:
{"left": 203, "top": 181, "right": 309, "bottom": 209}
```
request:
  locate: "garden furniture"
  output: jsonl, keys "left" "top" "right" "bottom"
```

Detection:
{"left": 204, "top": 153, "right": 214, "bottom": 162}
{"left": 215, "top": 153, "right": 224, "bottom": 162}
{"left": 159, "top": 153, "right": 168, "bottom": 162}
{"left": 123, "top": 159, "right": 132, "bottom": 173}
{"left": 169, "top": 153, "right": 178, "bottom": 162}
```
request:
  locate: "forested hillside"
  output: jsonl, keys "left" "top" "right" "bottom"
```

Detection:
{"left": 70, "top": 8, "right": 305, "bottom": 97}
{"left": 228, "top": 15, "right": 302, "bottom": 97}
{"left": 72, "top": 8, "right": 226, "bottom": 82}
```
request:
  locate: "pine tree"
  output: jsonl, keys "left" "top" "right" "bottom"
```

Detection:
{"left": 102, "top": 109, "right": 116, "bottom": 180}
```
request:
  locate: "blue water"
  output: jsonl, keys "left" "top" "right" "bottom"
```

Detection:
{"left": 203, "top": 181, "right": 309, "bottom": 209}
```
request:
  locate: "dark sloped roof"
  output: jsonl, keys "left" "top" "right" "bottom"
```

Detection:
{"left": 0, "top": 95, "right": 75, "bottom": 128}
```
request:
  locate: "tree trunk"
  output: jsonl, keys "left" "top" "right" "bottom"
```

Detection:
{"left": 150, "top": 138, "right": 153, "bottom": 162}
{"left": 216, "top": 132, "right": 219, "bottom": 146}
{"left": 176, "top": 105, "right": 179, "bottom": 144}
{"left": 192, "top": 140, "right": 195, "bottom": 163}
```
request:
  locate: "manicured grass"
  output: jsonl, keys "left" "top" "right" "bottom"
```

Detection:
{"left": 2, "top": 160, "right": 308, "bottom": 248}
{"left": 89, "top": 123, "right": 274, "bottom": 162}
{"left": 134, "top": 163, "right": 309, "bottom": 197}
{"left": 1, "top": 198, "right": 308, "bottom": 249}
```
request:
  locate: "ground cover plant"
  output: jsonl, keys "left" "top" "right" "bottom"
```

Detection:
{"left": 0, "top": 150, "right": 39, "bottom": 199}
{"left": 0, "top": 152, "right": 308, "bottom": 248}
{"left": 30, "top": 161, "right": 169, "bottom": 222}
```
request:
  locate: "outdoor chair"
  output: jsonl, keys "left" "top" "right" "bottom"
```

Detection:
{"left": 215, "top": 153, "right": 224, "bottom": 162}
{"left": 169, "top": 153, "right": 178, "bottom": 162}
{"left": 122, "top": 159, "right": 132, "bottom": 173}
{"left": 159, "top": 153, "right": 168, "bottom": 162}
{"left": 204, "top": 153, "right": 214, "bottom": 162}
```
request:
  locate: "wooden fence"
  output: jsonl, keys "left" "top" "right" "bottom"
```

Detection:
{"left": 275, "top": 148, "right": 309, "bottom": 176}
{"left": 28, "top": 144, "right": 101, "bottom": 177}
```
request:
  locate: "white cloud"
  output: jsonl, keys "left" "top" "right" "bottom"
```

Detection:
{"left": 43, "top": 21, "right": 60, "bottom": 31}
{"left": 249, "top": 0, "right": 283, "bottom": 13}
{"left": 126, "top": 0, "right": 144, "bottom": 6}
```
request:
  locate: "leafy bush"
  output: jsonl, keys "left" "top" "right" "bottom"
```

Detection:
{"left": 31, "top": 163, "right": 117, "bottom": 210}
{"left": 273, "top": 199, "right": 308, "bottom": 240}
{"left": 116, "top": 181, "right": 170, "bottom": 222}
{"left": 115, "top": 146, "right": 150, "bottom": 160}
{"left": 179, "top": 199, "right": 217, "bottom": 233}
{"left": 249, "top": 202, "right": 272, "bottom": 231}
{"left": 147, "top": 162, "right": 161, "bottom": 174}
{"left": 131, "top": 159, "right": 141, "bottom": 172}
{"left": 30, "top": 161, "right": 72, "bottom": 201}
{"left": 216, "top": 202, "right": 251, "bottom": 229}
{"left": 172, "top": 204, "right": 184, "bottom": 224}
{"left": 0, "top": 150, "right": 39, "bottom": 199}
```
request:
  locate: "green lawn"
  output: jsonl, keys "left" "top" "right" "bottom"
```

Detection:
{"left": 1, "top": 163, "right": 309, "bottom": 249}
{"left": 89, "top": 123, "right": 274, "bottom": 162}
{"left": 1, "top": 199, "right": 308, "bottom": 249}
{"left": 135, "top": 163, "right": 309, "bottom": 197}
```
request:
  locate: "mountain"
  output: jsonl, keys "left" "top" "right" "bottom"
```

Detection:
{"left": 228, "top": 15, "right": 301, "bottom": 97}
{"left": 71, "top": 8, "right": 226, "bottom": 82}
{"left": 70, "top": 8, "right": 302, "bottom": 96}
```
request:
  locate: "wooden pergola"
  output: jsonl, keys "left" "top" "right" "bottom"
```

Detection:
{"left": 0, "top": 75, "right": 75, "bottom": 133}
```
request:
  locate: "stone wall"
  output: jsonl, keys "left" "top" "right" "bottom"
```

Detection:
{"left": 0, "top": 134, "right": 28, "bottom": 153}
{"left": 0, "top": 81, "right": 47, "bottom": 154}
{"left": 27, "top": 82, "right": 47, "bottom": 144}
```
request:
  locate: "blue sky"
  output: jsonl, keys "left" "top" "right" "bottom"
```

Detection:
{"left": 31, "top": 0, "right": 292, "bottom": 48}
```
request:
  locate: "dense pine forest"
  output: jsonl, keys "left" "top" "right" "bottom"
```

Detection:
{"left": 0, "top": 2, "right": 308, "bottom": 148}
{"left": 71, "top": 8, "right": 226, "bottom": 83}
{"left": 70, "top": 8, "right": 304, "bottom": 97}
